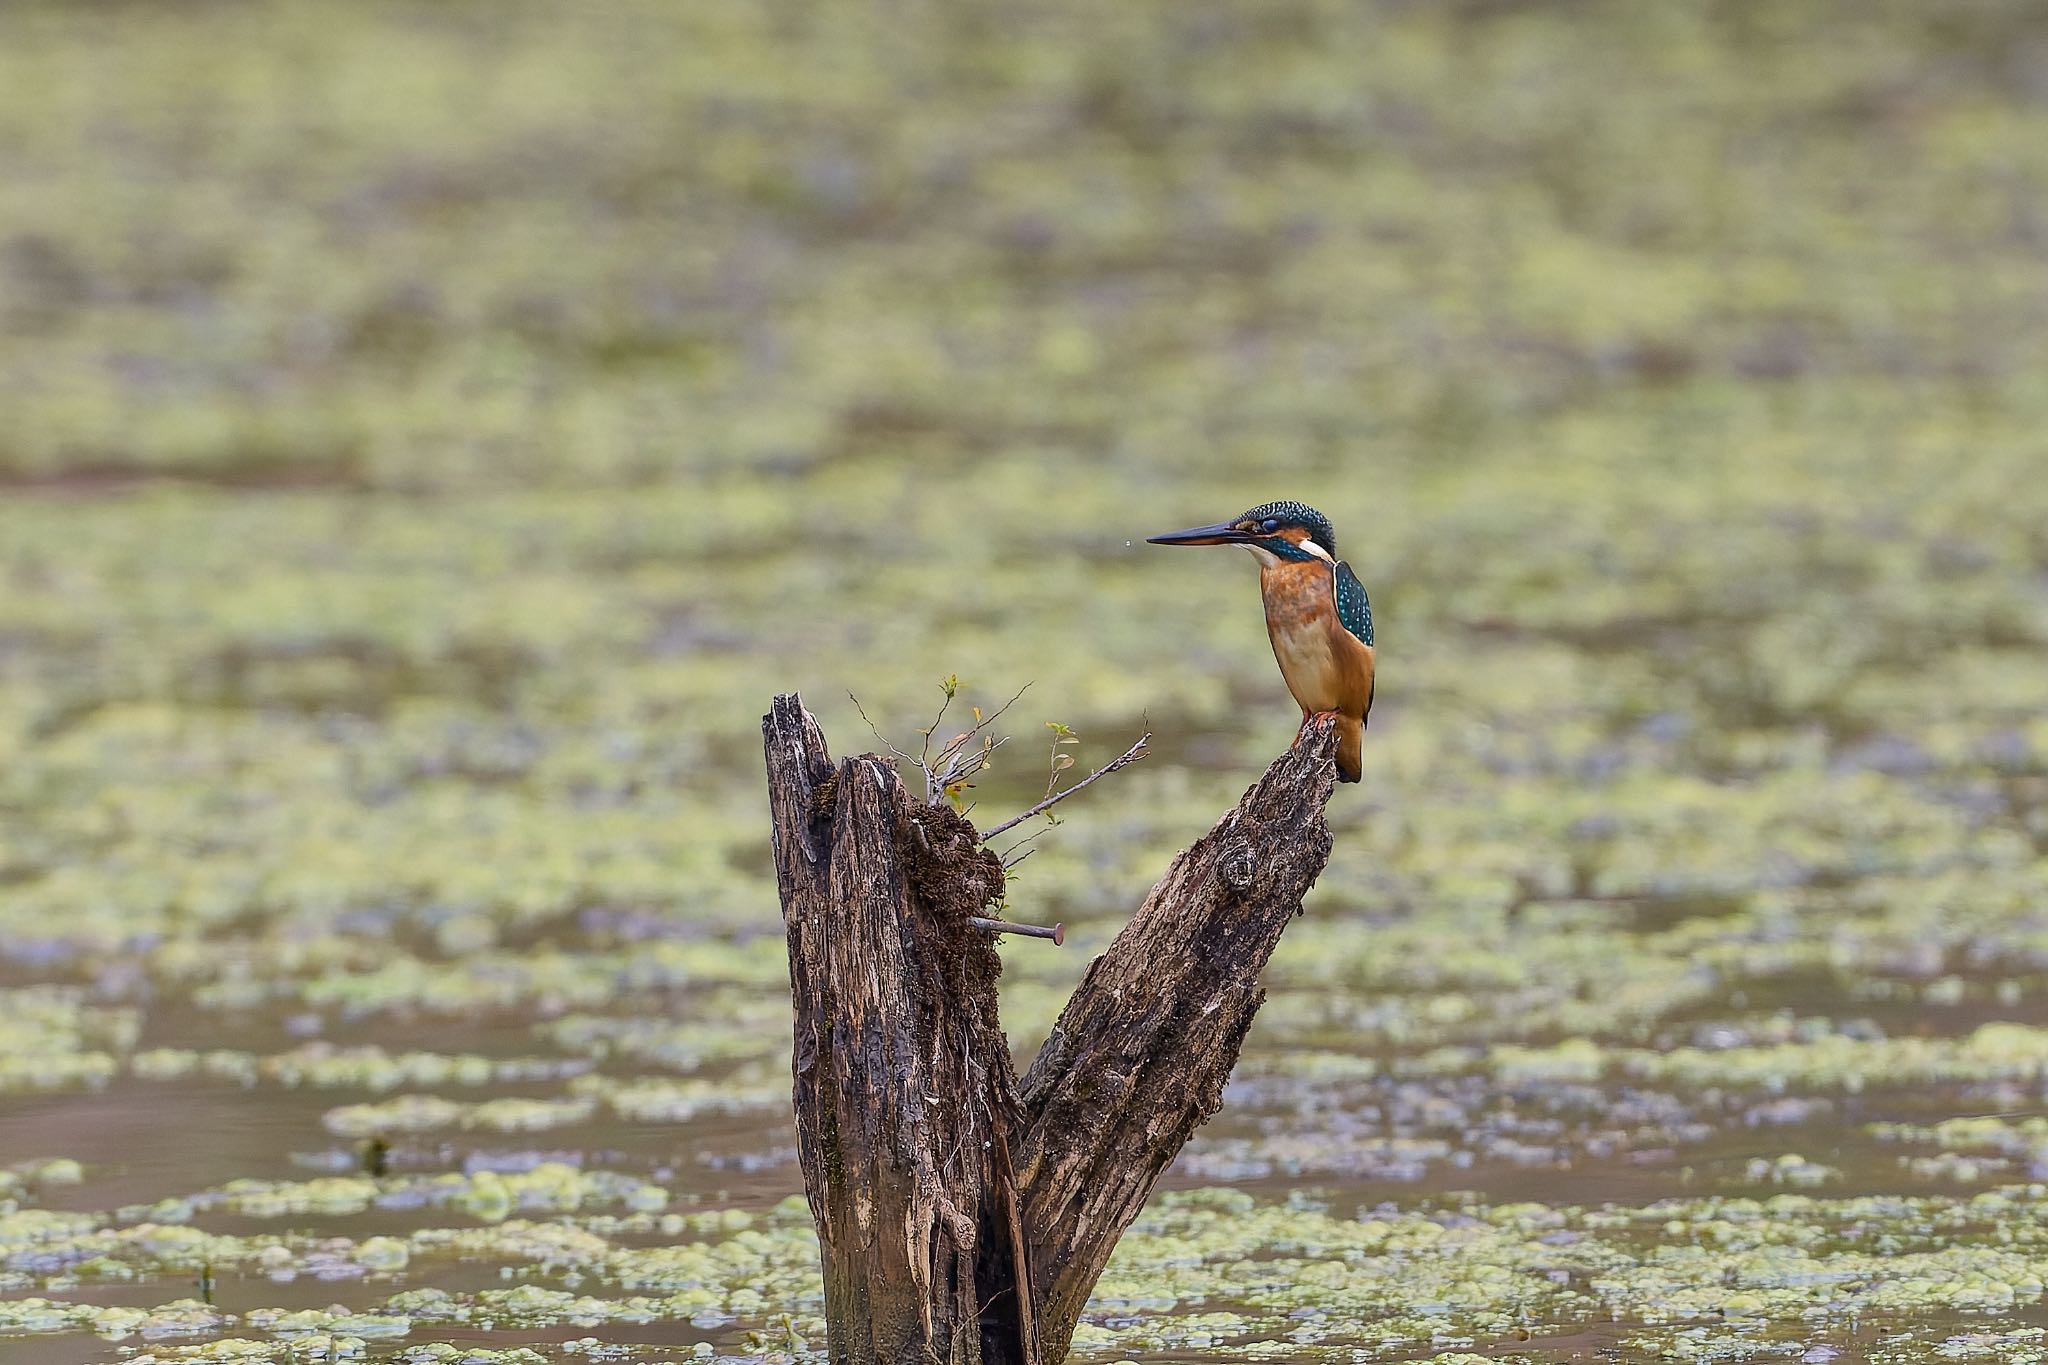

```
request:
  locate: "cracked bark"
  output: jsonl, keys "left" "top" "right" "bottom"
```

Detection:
{"left": 764, "top": 692, "right": 1338, "bottom": 1365}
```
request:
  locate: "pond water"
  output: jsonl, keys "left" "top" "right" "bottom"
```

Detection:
{"left": 4, "top": 0, "right": 2048, "bottom": 1361}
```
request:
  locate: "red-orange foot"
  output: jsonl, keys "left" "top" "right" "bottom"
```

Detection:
{"left": 1292, "top": 710, "right": 1341, "bottom": 747}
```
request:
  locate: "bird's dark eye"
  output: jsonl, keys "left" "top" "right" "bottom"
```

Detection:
{"left": 1261, "top": 518, "right": 1280, "bottom": 534}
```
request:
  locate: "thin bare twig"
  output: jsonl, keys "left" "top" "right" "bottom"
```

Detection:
{"left": 847, "top": 692, "right": 916, "bottom": 766}
{"left": 959, "top": 683, "right": 1032, "bottom": 745}
{"left": 856, "top": 683, "right": 1035, "bottom": 806}
{"left": 917, "top": 683, "right": 1029, "bottom": 805}
{"left": 998, "top": 823, "right": 1056, "bottom": 866}
{"left": 928, "top": 734, "right": 1010, "bottom": 805}
{"left": 918, "top": 690, "right": 952, "bottom": 769}
{"left": 980, "top": 732, "right": 1151, "bottom": 842}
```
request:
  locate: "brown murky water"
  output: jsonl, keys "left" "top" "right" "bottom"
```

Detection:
{"left": 7, "top": 0, "right": 2048, "bottom": 1360}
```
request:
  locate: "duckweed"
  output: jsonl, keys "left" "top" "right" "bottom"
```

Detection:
{"left": 5, "top": 0, "right": 2048, "bottom": 1360}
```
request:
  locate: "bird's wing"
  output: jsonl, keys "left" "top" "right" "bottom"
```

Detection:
{"left": 1334, "top": 560, "right": 1373, "bottom": 647}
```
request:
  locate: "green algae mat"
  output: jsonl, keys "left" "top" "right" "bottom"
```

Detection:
{"left": 4, "top": 1, "right": 2048, "bottom": 1361}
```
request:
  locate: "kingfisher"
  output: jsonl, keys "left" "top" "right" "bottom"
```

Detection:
{"left": 1147, "top": 501, "right": 1375, "bottom": 783}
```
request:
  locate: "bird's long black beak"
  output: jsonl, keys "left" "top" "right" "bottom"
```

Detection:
{"left": 1145, "top": 521, "right": 1249, "bottom": 546}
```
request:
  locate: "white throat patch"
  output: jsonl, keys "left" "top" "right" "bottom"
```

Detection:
{"left": 1243, "top": 543, "right": 1281, "bottom": 568}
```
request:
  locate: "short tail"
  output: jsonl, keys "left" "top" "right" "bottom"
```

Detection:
{"left": 1336, "top": 714, "right": 1363, "bottom": 783}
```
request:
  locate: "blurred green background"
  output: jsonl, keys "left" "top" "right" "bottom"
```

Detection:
{"left": 3, "top": 1, "right": 2048, "bottom": 1362}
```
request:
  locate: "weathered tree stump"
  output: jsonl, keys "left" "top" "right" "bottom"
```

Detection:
{"left": 763, "top": 692, "right": 1339, "bottom": 1365}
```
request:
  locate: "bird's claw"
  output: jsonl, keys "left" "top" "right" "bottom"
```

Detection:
{"left": 1291, "top": 710, "right": 1341, "bottom": 747}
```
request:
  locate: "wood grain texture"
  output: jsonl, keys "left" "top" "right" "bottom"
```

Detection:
{"left": 764, "top": 693, "right": 1339, "bottom": 1364}
{"left": 1012, "top": 724, "right": 1337, "bottom": 1359}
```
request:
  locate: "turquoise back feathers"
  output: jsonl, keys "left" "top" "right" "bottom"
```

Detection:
{"left": 1335, "top": 560, "right": 1373, "bottom": 647}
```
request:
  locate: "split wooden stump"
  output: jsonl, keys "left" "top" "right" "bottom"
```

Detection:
{"left": 762, "top": 692, "right": 1340, "bottom": 1365}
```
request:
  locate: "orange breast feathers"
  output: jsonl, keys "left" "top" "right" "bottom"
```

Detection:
{"left": 1258, "top": 559, "right": 1376, "bottom": 723}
